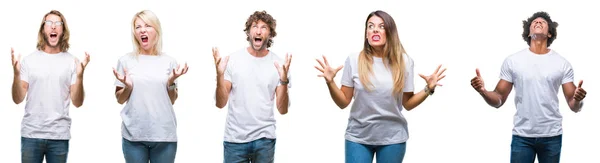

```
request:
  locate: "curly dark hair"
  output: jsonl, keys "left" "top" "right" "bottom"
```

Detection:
{"left": 244, "top": 10, "right": 277, "bottom": 48}
{"left": 522, "top": 11, "right": 559, "bottom": 47}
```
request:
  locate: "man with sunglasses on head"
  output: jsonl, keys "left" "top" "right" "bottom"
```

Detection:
{"left": 11, "top": 10, "right": 90, "bottom": 163}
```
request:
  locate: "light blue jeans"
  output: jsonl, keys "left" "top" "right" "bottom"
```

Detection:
{"left": 223, "top": 138, "right": 276, "bottom": 163}
{"left": 21, "top": 137, "right": 69, "bottom": 163}
{"left": 122, "top": 138, "right": 177, "bottom": 163}
{"left": 345, "top": 140, "right": 406, "bottom": 163}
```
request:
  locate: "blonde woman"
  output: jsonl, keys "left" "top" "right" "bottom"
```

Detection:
{"left": 315, "top": 10, "right": 446, "bottom": 163}
{"left": 112, "top": 10, "right": 188, "bottom": 163}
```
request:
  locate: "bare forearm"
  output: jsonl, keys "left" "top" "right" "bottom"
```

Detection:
{"left": 168, "top": 88, "right": 178, "bottom": 104}
{"left": 71, "top": 77, "right": 85, "bottom": 107}
{"left": 404, "top": 90, "right": 429, "bottom": 111}
{"left": 116, "top": 86, "right": 133, "bottom": 104}
{"left": 276, "top": 86, "right": 289, "bottom": 114}
{"left": 215, "top": 75, "right": 229, "bottom": 108}
{"left": 568, "top": 99, "right": 583, "bottom": 112}
{"left": 480, "top": 91, "right": 503, "bottom": 108}
{"left": 12, "top": 76, "right": 26, "bottom": 104}
{"left": 327, "top": 82, "right": 350, "bottom": 109}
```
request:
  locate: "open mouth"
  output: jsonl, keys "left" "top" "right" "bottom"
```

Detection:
{"left": 141, "top": 35, "right": 148, "bottom": 42}
{"left": 50, "top": 33, "right": 58, "bottom": 39}
{"left": 254, "top": 37, "right": 263, "bottom": 44}
{"left": 372, "top": 35, "right": 380, "bottom": 41}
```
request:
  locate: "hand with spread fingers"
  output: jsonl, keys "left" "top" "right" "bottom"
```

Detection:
{"left": 471, "top": 68, "right": 486, "bottom": 93}
{"left": 168, "top": 63, "right": 189, "bottom": 85}
{"left": 419, "top": 64, "right": 447, "bottom": 91}
{"left": 212, "top": 47, "right": 229, "bottom": 76}
{"left": 76, "top": 52, "right": 90, "bottom": 78}
{"left": 113, "top": 67, "right": 133, "bottom": 88}
{"left": 274, "top": 53, "right": 292, "bottom": 82}
{"left": 11, "top": 48, "right": 22, "bottom": 76}
{"left": 574, "top": 80, "right": 586, "bottom": 101}
{"left": 315, "top": 55, "right": 343, "bottom": 84}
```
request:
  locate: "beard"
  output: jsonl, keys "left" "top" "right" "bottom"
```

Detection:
{"left": 44, "top": 34, "right": 61, "bottom": 48}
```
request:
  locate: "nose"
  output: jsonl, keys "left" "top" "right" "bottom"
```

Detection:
{"left": 141, "top": 27, "right": 147, "bottom": 33}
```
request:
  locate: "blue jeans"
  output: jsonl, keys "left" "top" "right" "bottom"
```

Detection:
{"left": 122, "top": 138, "right": 177, "bottom": 163}
{"left": 223, "top": 138, "right": 276, "bottom": 163}
{"left": 21, "top": 137, "right": 69, "bottom": 163}
{"left": 511, "top": 135, "right": 562, "bottom": 163}
{"left": 345, "top": 140, "right": 406, "bottom": 163}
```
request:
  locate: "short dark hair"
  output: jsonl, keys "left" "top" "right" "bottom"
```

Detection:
{"left": 243, "top": 11, "right": 277, "bottom": 48}
{"left": 522, "top": 11, "right": 559, "bottom": 47}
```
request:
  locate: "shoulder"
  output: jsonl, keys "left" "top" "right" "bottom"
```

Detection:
{"left": 118, "top": 52, "right": 136, "bottom": 62}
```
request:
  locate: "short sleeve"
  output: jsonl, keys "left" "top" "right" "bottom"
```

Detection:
{"left": 340, "top": 56, "right": 354, "bottom": 87}
{"left": 224, "top": 56, "right": 233, "bottom": 82}
{"left": 562, "top": 61, "right": 574, "bottom": 84}
{"left": 170, "top": 58, "right": 179, "bottom": 84}
{"left": 114, "top": 59, "right": 126, "bottom": 87}
{"left": 499, "top": 58, "right": 513, "bottom": 83}
{"left": 403, "top": 55, "right": 414, "bottom": 92}
{"left": 70, "top": 58, "right": 78, "bottom": 85}
{"left": 20, "top": 57, "right": 29, "bottom": 83}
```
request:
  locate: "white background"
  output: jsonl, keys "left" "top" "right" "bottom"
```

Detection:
{"left": 1, "top": 0, "right": 598, "bottom": 162}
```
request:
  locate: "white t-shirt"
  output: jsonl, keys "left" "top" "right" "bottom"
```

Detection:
{"left": 500, "top": 48, "right": 573, "bottom": 137}
{"left": 222, "top": 48, "right": 291, "bottom": 143}
{"left": 341, "top": 52, "right": 415, "bottom": 145}
{"left": 20, "top": 50, "right": 78, "bottom": 140}
{"left": 115, "top": 53, "right": 179, "bottom": 142}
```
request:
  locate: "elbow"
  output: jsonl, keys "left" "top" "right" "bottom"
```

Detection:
{"left": 278, "top": 107, "right": 288, "bottom": 115}
{"left": 404, "top": 106, "right": 416, "bottom": 111}
{"left": 12, "top": 98, "right": 22, "bottom": 105}
{"left": 73, "top": 103, "right": 82, "bottom": 108}
{"left": 216, "top": 103, "right": 226, "bottom": 109}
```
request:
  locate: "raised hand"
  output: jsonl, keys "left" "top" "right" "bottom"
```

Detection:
{"left": 315, "top": 55, "right": 343, "bottom": 83}
{"left": 11, "top": 48, "right": 21, "bottom": 76}
{"left": 274, "top": 53, "right": 292, "bottom": 82}
{"left": 574, "top": 80, "right": 586, "bottom": 101}
{"left": 419, "top": 64, "right": 447, "bottom": 90}
{"left": 212, "top": 47, "right": 229, "bottom": 75}
{"left": 168, "top": 63, "right": 189, "bottom": 84}
{"left": 470, "top": 68, "right": 486, "bottom": 93}
{"left": 113, "top": 67, "right": 133, "bottom": 88}
{"left": 76, "top": 52, "right": 90, "bottom": 78}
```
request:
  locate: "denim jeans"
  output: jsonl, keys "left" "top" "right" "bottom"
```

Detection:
{"left": 345, "top": 140, "right": 406, "bottom": 163}
{"left": 223, "top": 138, "right": 276, "bottom": 163}
{"left": 122, "top": 138, "right": 177, "bottom": 163}
{"left": 21, "top": 137, "right": 69, "bottom": 163}
{"left": 510, "top": 134, "right": 562, "bottom": 163}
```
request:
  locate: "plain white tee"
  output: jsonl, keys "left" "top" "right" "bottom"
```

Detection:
{"left": 500, "top": 48, "right": 574, "bottom": 137}
{"left": 115, "top": 53, "right": 179, "bottom": 142}
{"left": 341, "top": 52, "right": 415, "bottom": 145}
{"left": 222, "top": 48, "right": 291, "bottom": 143}
{"left": 20, "top": 50, "right": 78, "bottom": 140}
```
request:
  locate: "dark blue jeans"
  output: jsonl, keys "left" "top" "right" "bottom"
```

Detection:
{"left": 223, "top": 138, "right": 276, "bottom": 163}
{"left": 122, "top": 138, "right": 177, "bottom": 163}
{"left": 511, "top": 134, "right": 562, "bottom": 163}
{"left": 21, "top": 137, "right": 69, "bottom": 163}
{"left": 345, "top": 140, "right": 406, "bottom": 163}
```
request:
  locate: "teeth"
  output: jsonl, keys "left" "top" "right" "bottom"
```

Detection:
{"left": 141, "top": 35, "right": 148, "bottom": 38}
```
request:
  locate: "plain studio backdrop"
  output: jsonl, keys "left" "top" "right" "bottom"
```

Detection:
{"left": 0, "top": 0, "right": 597, "bottom": 162}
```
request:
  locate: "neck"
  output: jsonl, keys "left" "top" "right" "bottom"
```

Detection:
{"left": 43, "top": 45, "right": 61, "bottom": 54}
{"left": 529, "top": 40, "right": 550, "bottom": 55}
{"left": 372, "top": 46, "right": 384, "bottom": 57}
{"left": 247, "top": 47, "right": 269, "bottom": 57}
{"left": 141, "top": 47, "right": 155, "bottom": 55}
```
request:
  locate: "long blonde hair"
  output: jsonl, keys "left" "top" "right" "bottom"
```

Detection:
{"left": 131, "top": 10, "right": 162, "bottom": 56}
{"left": 358, "top": 10, "right": 407, "bottom": 95}
{"left": 37, "top": 10, "right": 70, "bottom": 52}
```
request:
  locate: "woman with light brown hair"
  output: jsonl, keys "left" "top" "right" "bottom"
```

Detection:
{"left": 112, "top": 10, "right": 188, "bottom": 163}
{"left": 315, "top": 10, "right": 446, "bottom": 163}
